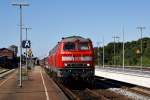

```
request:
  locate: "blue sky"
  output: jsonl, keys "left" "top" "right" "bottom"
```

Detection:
{"left": 0, "top": 0, "right": 150, "bottom": 58}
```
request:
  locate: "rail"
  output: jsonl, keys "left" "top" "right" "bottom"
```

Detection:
{"left": 0, "top": 69, "right": 15, "bottom": 78}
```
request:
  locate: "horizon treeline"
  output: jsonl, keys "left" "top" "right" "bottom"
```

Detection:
{"left": 94, "top": 37, "right": 150, "bottom": 67}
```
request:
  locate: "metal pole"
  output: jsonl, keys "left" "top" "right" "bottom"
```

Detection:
{"left": 103, "top": 37, "right": 105, "bottom": 68}
{"left": 136, "top": 27, "right": 146, "bottom": 71}
{"left": 116, "top": 37, "right": 120, "bottom": 67}
{"left": 122, "top": 27, "right": 125, "bottom": 70}
{"left": 141, "top": 29, "right": 142, "bottom": 71}
{"left": 19, "top": 5, "right": 22, "bottom": 87}
{"left": 97, "top": 42, "right": 100, "bottom": 66}
{"left": 23, "top": 27, "right": 31, "bottom": 74}
{"left": 112, "top": 37, "right": 116, "bottom": 67}
{"left": 112, "top": 36, "right": 120, "bottom": 67}
{"left": 25, "top": 28, "right": 27, "bottom": 74}
{"left": 12, "top": 3, "right": 29, "bottom": 87}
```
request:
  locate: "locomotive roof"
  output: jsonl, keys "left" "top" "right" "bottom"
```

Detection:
{"left": 61, "top": 36, "right": 91, "bottom": 42}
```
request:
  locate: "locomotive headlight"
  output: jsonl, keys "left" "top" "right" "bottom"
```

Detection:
{"left": 81, "top": 56, "right": 92, "bottom": 61}
{"left": 62, "top": 56, "right": 74, "bottom": 61}
{"left": 64, "top": 63, "right": 68, "bottom": 66}
{"left": 87, "top": 63, "right": 90, "bottom": 66}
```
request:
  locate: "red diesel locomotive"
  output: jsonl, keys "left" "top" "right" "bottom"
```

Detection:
{"left": 47, "top": 36, "right": 95, "bottom": 82}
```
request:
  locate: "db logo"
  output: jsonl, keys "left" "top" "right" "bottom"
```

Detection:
{"left": 74, "top": 57, "right": 81, "bottom": 61}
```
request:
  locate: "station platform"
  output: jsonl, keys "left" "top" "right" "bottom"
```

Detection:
{"left": 95, "top": 66, "right": 150, "bottom": 88}
{"left": 0, "top": 66, "right": 68, "bottom": 100}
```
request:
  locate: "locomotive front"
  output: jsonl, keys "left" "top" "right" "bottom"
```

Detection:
{"left": 58, "top": 36, "right": 95, "bottom": 81}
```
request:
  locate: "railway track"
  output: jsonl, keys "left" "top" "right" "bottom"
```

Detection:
{"left": 55, "top": 79, "right": 132, "bottom": 100}
{"left": 46, "top": 68, "right": 150, "bottom": 100}
{"left": 0, "top": 69, "right": 9, "bottom": 74}
{"left": 57, "top": 83, "right": 102, "bottom": 100}
{"left": 0, "top": 69, "right": 15, "bottom": 79}
{"left": 95, "top": 76, "right": 150, "bottom": 100}
{"left": 56, "top": 76, "right": 150, "bottom": 100}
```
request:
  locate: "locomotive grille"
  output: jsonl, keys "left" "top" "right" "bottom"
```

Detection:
{"left": 64, "top": 63, "right": 90, "bottom": 68}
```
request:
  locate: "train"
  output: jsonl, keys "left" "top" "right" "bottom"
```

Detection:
{"left": 0, "top": 56, "right": 18, "bottom": 69}
{"left": 46, "top": 36, "right": 95, "bottom": 82}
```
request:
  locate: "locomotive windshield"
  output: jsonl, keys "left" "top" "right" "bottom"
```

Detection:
{"left": 63, "top": 43, "right": 76, "bottom": 51}
{"left": 79, "top": 42, "right": 89, "bottom": 50}
{"left": 63, "top": 42, "right": 90, "bottom": 51}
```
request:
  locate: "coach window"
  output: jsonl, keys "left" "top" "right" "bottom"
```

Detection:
{"left": 63, "top": 43, "right": 75, "bottom": 51}
{"left": 79, "top": 42, "right": 89, "bottom": 50}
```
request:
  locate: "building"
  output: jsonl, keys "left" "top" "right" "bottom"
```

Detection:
{"left": 0, "top": 48, "right": 15, "bottom": 59}
{"left": 8, "top": 45, "right": 18, "bottom": 57}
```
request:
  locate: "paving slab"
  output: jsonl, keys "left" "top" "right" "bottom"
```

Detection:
{"left": 95, "top": 67, "right": 150, "bottom": 88}
{"left": 0, "top": 66, "right": 68, "bottom": 100}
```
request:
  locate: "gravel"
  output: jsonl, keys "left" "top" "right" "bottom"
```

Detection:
{"left": 108, "top": 88, "right": 150, "bottom": 100}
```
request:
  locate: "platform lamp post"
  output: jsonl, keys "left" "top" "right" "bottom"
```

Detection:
{"left": 136, "top": 27, "right": 146, "bottom": 71}
{"left": 112, "top": 36, "right": 116, "bottom": 67}
{"left": 12, "top": 3, "right": 29, "bottom": 87}
{"left": 102, "top": 37, "right": 105, "bottom": 68}
{"left": 116, "top": 36, "right": 120, "bottom": 67}
{"left": 97, "top": 42, "right": 100, "bottom": 66}
{"left": 122, "top": 27, "right": 125, "bottom": 71}
{"left": 23, "top": 27, "right": 32, "bottom": 74}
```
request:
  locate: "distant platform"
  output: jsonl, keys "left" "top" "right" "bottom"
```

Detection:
{"left": 95, "top": 66, "right": 150, "bottom": 88}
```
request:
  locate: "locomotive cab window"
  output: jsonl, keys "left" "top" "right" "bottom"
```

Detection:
{"left": 63, "top": 43, "right": 76, "bottom": 51}
{"left": 79, "top": 42, "right": 89, "bottom": 50}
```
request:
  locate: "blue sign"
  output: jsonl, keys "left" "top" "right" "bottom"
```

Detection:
{"left": 22, "top": 40, "right": 31, "bottom": 48}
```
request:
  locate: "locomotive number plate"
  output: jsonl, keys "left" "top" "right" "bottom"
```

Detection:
{"left": 74, "top": 57, "right": 81, "bottom": 61}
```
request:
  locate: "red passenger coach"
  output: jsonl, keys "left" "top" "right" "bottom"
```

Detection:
{"left": 48, "top": 36, "right": 95, "bottom": 82}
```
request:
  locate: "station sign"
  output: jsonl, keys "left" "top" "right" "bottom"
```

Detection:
{"left": 136, "top": 49, "right": 140, "bottom": 54}
{"left": 22, "top": 40, "right": 31, "bottom": 48}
